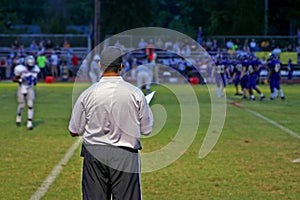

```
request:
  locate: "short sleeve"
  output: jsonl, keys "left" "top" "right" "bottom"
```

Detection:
{"left": 68, "top": 93, "right": 87, "bottom": 135}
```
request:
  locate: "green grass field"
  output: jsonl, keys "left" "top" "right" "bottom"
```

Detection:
{"left": 0, "top": 82, "right": 299, "bottom": 200}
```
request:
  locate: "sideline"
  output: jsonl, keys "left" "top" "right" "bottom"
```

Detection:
{"left": 29, "top": 138, "right": 82, "bottom": 200}
{"left": 230, "top": 99, "right": 300, "bottom": 140}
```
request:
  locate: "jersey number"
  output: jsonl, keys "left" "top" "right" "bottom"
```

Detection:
{"left": 275, "top": 64, "right": 280, "bottom": 72}
{"left": 26, "top": 75, "right": 38, "bottom": 86}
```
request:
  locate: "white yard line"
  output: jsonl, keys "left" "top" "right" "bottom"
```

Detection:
{"left": 230, "top": 99, "right": 300, "bottom": 140}
{"left": 30, "top": 138, "right": 82, "bottom": 200}
{"left": 245, "top": 108, "right": 300, "bottom": 140}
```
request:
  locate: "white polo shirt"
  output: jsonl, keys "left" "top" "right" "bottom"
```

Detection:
{"left": 69, "top": 76, "right": 153, "bottom": 150}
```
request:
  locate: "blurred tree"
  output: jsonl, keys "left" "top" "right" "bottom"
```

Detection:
{"left": 202, "top": 0, "right": 265, "bottom": 35}
{"left": 1, "top": 0, "right": 300, "bottom": 37}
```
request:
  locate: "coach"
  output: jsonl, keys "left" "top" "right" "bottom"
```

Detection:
{"left": 68, "top": 46, "right": 153, "bottom": 200}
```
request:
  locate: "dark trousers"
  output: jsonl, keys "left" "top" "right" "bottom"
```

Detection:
{"left": 81, "top": 144, "right": 142, "bottom": 200}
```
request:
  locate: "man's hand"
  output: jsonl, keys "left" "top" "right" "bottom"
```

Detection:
{"left": 69, "top": 131, "right": 80, "bottom": 137}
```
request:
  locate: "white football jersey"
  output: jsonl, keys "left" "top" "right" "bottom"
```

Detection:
{"left": 14, "top": 64, "right": 40, "bottom": 90}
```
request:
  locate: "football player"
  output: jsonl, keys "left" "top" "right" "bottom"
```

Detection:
{"left": 14, "top": 55, "right": 40, "bottom": 129}
{"left": 214, "top": 55, "right": 227, "bottom": 97}
{"left": 267, "top": 54, "right": 285, "bottom": 100}
{"left": 240, "top": 55, "right": 250, "bottom": 99}
{"left": 248, "top": 56, "right": 265, "bottom": 101}
{"left": 136, "top": 58, "right": 153, "bottom": 95}
{"left": 231, "top": 55, "right": 243, "bottom": 96}
{"left": 89, "top": 54, "right": 102, "bottom": 83}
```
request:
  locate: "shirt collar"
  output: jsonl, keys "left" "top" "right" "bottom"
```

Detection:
{"left": 99, "top": 76, "right": 123, "bottom": 82}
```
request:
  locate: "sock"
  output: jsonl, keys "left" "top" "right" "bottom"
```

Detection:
{"left": 274, "top": 88, "right": 278, "bottom": 97}
{"left": 279, "top": 89, "right": 284, "bottom": 97}
{"left": 28, "top": 108, "right": 34, "bottom": 120}
{"left": 216, "top": 87, "right": 221, "bottom": 97}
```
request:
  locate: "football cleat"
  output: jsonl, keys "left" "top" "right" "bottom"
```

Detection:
{"left": 27, "top": 121, "right": 33, "bottom": 130}
{"left": 281, "top": 96, "right": 285, "bottom": 100}
{"left": 260, "top": 95, "right": 266, "bottom": 101}
{"left": 16, "top": 115, "right": 21, "bottom": 127}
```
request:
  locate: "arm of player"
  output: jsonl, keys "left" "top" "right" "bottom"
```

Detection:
{"left": 13, "top": 75, "right": 22, "bottom": 83}
{"left": 240, "top": 67, "right": 246, "bottom": 80}
{"left": 68, "top": 96, "right": 86, "bottom": 137}
{"left": 231, "top": 72, "right": 236, "bottom": 82}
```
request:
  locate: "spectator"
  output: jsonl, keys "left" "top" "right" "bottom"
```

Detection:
{"left": 63, "top": 40, "right": 70, "bottom": 48}
{"left": 60, "top": 59, "right": 69, "bottom": 81}
{"left": 211, "top": 39, "right": 219, "bottom": 51}
{"left": 243, "top": 44, "right": 250, "bottom": 53}
{"left": 196, "top": 26, "right": 204, "bottom": 45}
{"left": 138, "top": 38, "right": 147, "bottom": 49}
{"left": 50, "top": 51, "right": 59, "bottom": 78}
{"left": 242, "top": 40, "right": 250, "bottom": 53}
{"left": 0, "top": 57, "right": 7, "bottom": 80}
{"left": 270, "top": 39, "right": 276, "bottom": 50}
{"left": 261, "top": 40, "right": 270, "bottom": 51}
{"left": 272, "top": 45, "right": 282, "bottom": 55}
{"left": 235, "top": 39, "right": 242, "bottom": 50}
{"left": 164, "top": 40, "right": 173, "bottom": 51}
{"left": 37, "top": 53, "right": 47, "bottom": 80}
{"left": 145, "top": 39, "right": 155, "bottom": 62}
{"left": 286, "top": 44, "right": 293, "bottom": 52}
{"left": 11, "top": 40, "right": 20, "bottom": 50}
{"left": 155, "top": 38, "right": 164, "bottom": 49}
{"left": 29, "top": 40, "right": 39, "bottom": 52}
{"left": 114, "top": 40, "right": 124, "bottom": 49}
{"left": 38, "top": 40, "right": 45, "bottom": 55}
{"left": 206, "top": 39, "right": 213, "bottom": 51}
{"left": 71, "top": 54, "right": 79, "bottom": 77}
{"left": 249, "top": 39, "right": 256, "bottom": 52}
{"left": 226, "top": 39, "right": 234, "bottom": 50}
{"left": 6, "top": 55, "right": 12, "bottom": 79}
{"left": 45, "top": 39, "right": 53, "bottom": 50}
{"left": 54, "top": 43, "right": 61, "bottom": 52}
{"left": 77, "top": 56, "right": 89, "bottom": 81}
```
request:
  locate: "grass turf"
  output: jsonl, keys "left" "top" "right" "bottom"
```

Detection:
{"left": 0, "top": 82, "right": 299, "bottom": 199}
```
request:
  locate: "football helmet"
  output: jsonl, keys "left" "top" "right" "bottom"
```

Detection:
{"left": 25, "top": 55, "right": 35, "bottom": 69}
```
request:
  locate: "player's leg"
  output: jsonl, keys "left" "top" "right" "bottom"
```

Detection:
{"left": 248, "top": 76, "right": 255, "bottom": 100}
{"left": 26, "top": 88, "right": 35, "bottom": 129}
{"left": 145, "top": 74, "right": 153, "bottom": 95}
{"left": 276, "top": 78, "right": 285, "bottom": 100}
{"left": 215, "top": 75, "right": 222, "bottom": 97}
{"left": 270, "top": 78, "right": 276, "bottom": 100}
{"left": 234, "top": 74, "right": 241, "bottom": 95}
{"left": 252, "top": 75, "right": 265, "bottom": 100}
{"left": 16, "top": 87, "right": 26, "bottom": 126}
{"left": 253, "top": 84, "right": 265, "bottom": 100}
{"left": 240, "top": 77, "right": 248, "bottom": 99}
